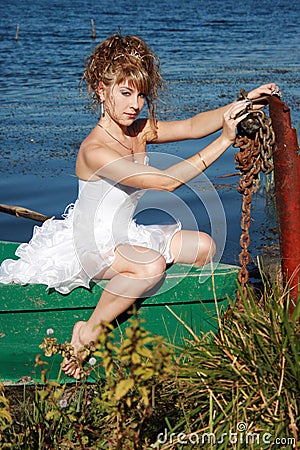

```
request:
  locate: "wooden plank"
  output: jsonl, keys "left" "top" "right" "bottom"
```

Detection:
{"left": 0, "top": 263, "right": 239, "bottom": 311}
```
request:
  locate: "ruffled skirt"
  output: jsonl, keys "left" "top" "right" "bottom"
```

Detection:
{"left": 0, "top": 204, "right": 181, "bottom": 294}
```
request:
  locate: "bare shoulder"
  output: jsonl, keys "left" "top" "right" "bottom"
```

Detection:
{"left": 76, "top": 130, "right": 119, "bottom": 180}
{"left": 78, "top": 130, "right": 101, "bottom": 161}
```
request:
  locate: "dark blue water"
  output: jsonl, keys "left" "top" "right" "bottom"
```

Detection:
{"left": 0, "top": 0, "right": 299, "bottom": 267}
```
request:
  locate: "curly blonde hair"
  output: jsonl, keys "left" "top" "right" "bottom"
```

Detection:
{"left": 81, "top": 33, "right": 165, "bottom": 119}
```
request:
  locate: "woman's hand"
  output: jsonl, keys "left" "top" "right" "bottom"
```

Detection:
{"left": 247, "top": 83, "right": 281, "bottom": 108}
{"left": 221, "top": 100, "right": 250, "bottom": 144}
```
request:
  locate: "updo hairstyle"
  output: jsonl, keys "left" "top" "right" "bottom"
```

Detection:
{"left": 82, "top": 33, "right": 165, "bottom": 119}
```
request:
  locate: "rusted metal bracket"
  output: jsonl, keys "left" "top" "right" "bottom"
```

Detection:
{"left": 269, "top": 96, "right": 300, "bottom": 313}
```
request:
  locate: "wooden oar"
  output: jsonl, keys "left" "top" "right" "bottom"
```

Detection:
{"left": 0, "top": 203, "right": 50, "bottom": 222}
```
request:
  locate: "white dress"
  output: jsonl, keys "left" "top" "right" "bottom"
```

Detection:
{"left": 0, "top": 171, "right": 181, "bottom": 294}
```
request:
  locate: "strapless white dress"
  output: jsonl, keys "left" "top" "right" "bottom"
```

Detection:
{"left": 0, "top": 174, "right": 181, "bottom": 294}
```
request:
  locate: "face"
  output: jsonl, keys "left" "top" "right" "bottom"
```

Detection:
{"left": 102, "top": 81, "right": 146, "bottom": 126}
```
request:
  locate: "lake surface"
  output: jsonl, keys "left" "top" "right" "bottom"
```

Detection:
{"left": 0, "top": 0, "right": 299, "bottom": 268}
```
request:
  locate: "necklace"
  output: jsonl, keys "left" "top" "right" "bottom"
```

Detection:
{"left": 97, "top": 123, "right": 134, "bottom": 157}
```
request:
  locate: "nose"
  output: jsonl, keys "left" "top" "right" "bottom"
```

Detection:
{"left": 131, "top": 95, "right": 143, "bottom": 110}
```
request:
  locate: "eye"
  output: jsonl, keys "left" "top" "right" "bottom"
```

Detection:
{"left": 139, "top": 93, "right": 146, "bottom": 99}
{"left": 121, "top": 89, "right": 131, "bottom": 96}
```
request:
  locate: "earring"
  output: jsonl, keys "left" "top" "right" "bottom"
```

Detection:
{"left": 100, "top": 100, "right": 105, "bottom": 118}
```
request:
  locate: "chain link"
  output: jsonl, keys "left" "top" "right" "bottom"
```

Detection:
{"left": 233, "top": 90, "right": 276, "bottom": 305}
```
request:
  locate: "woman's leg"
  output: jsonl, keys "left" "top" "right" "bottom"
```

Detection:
{"left": 62, "top": 244, "right": 166, "bottom": 378}
{"left": 170, "top": 230, "right": 216, "bottom": 266}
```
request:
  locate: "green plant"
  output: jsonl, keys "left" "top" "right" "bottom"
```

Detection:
{"left": 90, "top": 314, "right": 174, "bottom": 449}
{"left": 3, "top": 277, "right": 299, "bottom": 450}
{"left": 156, "top": 284, "right": 299, "bottom": 449}
{"left": 1, "top": 311, "right": 175, "bottom": 449}
{"left": 0, "top": 383, "right": 13, "bottom": 448}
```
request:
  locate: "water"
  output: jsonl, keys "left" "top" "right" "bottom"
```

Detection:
{"left": 0, "top": 0, "right": 299, "bottom": 267}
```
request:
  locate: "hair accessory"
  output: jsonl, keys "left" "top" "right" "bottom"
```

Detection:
{"left": 113, "top": 49, "right": 142, "bottom": 61}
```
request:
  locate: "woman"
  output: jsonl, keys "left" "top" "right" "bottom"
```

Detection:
{"left": 0, "top": 33, "right": 280, "bottom": 379}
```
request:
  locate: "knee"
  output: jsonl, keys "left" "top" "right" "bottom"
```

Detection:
{"left": 196, "top": 233, "right": 216, "bottom": 266}
{"left": 207, "top": 236, "right": 216, "bottom": 261}
{"left": 137, "top": 254, "right": 166, "bottom": 285}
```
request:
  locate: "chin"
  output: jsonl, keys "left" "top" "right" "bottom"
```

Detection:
{"left": 122, "top": 118, "right": 136, "bottom": 127}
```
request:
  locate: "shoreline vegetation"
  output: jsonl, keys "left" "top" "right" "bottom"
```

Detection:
{"left": 1, "top": 264, "right": 299, "bottom": 449}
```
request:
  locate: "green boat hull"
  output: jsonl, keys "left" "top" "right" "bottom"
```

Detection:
{"left": 0, "top": 241, "right": 239, "bottom": 384}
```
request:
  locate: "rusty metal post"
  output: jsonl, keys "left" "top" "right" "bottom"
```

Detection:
{"left": 269, "top": 96, "right": 300, "bottom": 313}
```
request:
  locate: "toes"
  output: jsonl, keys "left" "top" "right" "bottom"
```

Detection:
{"left": 73, "top": 367, "right": 82, "bottom": 380}
{"left": 61, "top": 357, "right": 74, "bottom": 370}
{"left": 62, "top": 361, "right": 80, "bottom": 377}
{"left": 62, "top": 361, "right": 72, "bottom": 372}
{"left": 60, "top": 321, "right": 95, "bottom": 380}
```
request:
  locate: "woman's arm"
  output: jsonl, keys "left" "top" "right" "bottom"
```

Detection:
{"left": 151, "top": 83, "right": 280, "bottom": 143}
{"left": 79, "top": 100, "right": 248, "bottom": 192}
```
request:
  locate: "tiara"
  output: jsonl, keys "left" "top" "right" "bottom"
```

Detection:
{"left": 113, "top": 49, "right": 142, "bottom": 61}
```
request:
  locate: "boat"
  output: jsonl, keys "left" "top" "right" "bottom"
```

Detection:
{"left": 0, "top": 240, "right": 239, "bottom": 384}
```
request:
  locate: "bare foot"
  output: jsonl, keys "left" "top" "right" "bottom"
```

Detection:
{"left": 61, "top": 321, "right": 90, "bottom": 380}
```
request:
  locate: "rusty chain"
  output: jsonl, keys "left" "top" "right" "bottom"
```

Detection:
{"left": 233, "top": 89, "right": 276, "bottom": 304}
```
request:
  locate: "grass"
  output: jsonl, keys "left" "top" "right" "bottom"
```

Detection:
{"left": 160, "top": 284, "right": 299, "bottom": 449}
{"left": 0, "top": 274, "right": 299, "bottom": 449}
